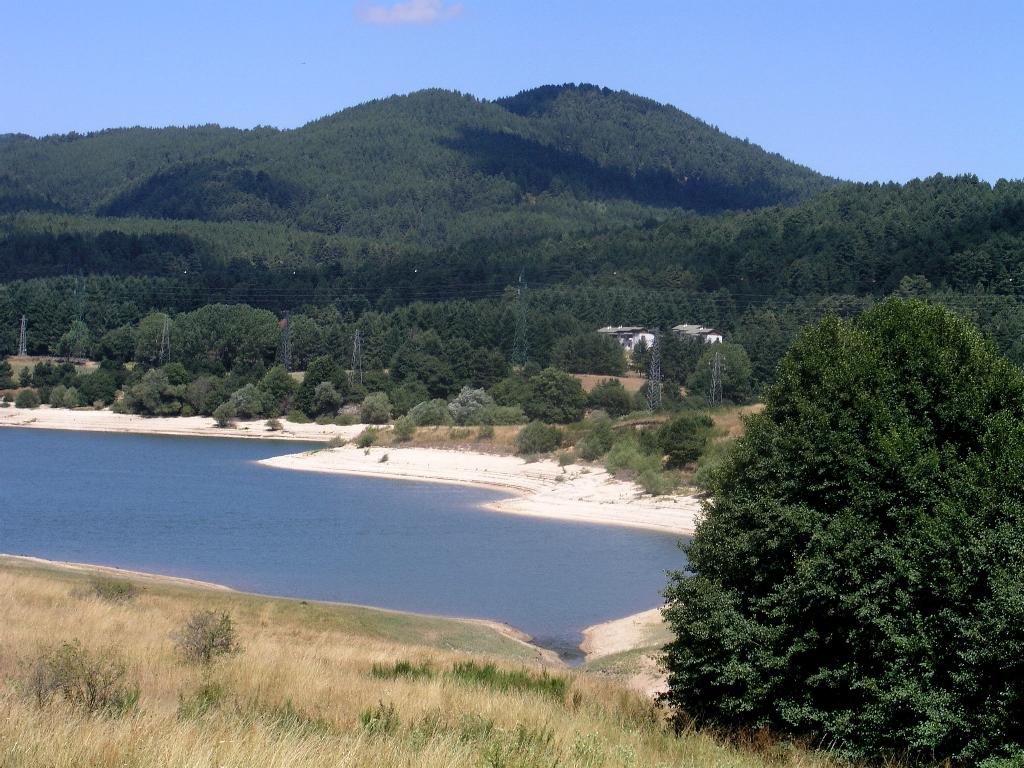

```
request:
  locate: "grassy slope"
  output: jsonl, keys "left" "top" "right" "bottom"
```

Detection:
{"left": 0, "top": 557, "right": 838, "bottom": 768}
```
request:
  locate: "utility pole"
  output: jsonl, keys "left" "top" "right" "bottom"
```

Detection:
{"left": 351, "top": 329, "right": 363, "bottom": 386}
{"left": 158, "top": 316, "right": 171, "bottom": 365}
{"left": 512, "top": 269, "right": 528, "bottom": 367}
{"left": 709, "top": 348, "right": 724, "bottom": 407}
{"left": 646, "top": 328, "right": 662, "bottom": 411}
{"left": 17, "top": 315, "right": 27, "bottom": 357}
{"left": 279, "top": 311, "right": 292, "bottom": 371}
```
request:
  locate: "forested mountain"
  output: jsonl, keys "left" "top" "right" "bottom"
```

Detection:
{"left": 0, "top": 85, "right": 831, "bottom": 246}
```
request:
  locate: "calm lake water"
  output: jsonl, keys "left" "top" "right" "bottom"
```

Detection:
{"left": 0, "top": 429, "right": 686, "bottom": 657}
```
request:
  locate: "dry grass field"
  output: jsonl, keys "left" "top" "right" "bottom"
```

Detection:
{"left": 0, "top": 556, "right": 838, "bottom": 768}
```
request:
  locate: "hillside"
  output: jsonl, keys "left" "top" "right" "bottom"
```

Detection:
{"left": 0, "top": 84, "right": 833, "bottom": 247}
{"left": 0, "top": 557, "right": 835, "bottom": 768}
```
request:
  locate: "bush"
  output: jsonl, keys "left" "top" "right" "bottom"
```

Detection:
{"left": 515, "top": 421, "right": 562, "bottom": 455}
{"left": 285, "top": 409, "right": 311, "bottom": 424}
{"left": 448, "top": 661, "right": 567, "bottom": 701}
{"left": 173, "top": 611, "right": 240, "bottom": 664}
{"left": 475, "top": 404, "right": 527, "bottom": 425}
{"left": 312, "top": 381, "right": 342, "bottom": 417}
{"left": 407, "top": 398, "right": 453, "bottom": 426}
{"left": 476, "top": 424, "right": 495, "bottom": 441}
{"left": 15, "top": 389, "right": 40, "bottom": 409}
{"left": 657, "top": 413, "right": 713, "bottom": 468}
{"left": 26, "top": 641, "right": 139, "bottom": 715}
{"left": 355, "top": 427, "right": 379, "bottom": 448}
{"left": 360, "top": 391, "right": 392, "bottom": 424}
{"left": 663, "top": 299, "right": 1024, "bottom": 764}
{"left": 265, "top": 418, "right": 283, "bottom": 431}
{"left": 523, "top": 368, "right": 587, "bottom": 424}
{"left": 604, "top": 438, "right": 660, "bottom": 477}
{"left": 87, "top": 577, "right": 139, "bottom": 603}
{"left": 575, "top": 414, "right": 616, "bottom": 461}
{"left": 586, "top": 379, "right": 634, "bottom": 417}
{"left": 392, "top": 415, "right": 416, "bottom": 441}
{"left": 448, "top": 386, "right": 496, "bottom": 425}
{"left": 229, "top": 383, "right": 267, "bottom": 419}
{"left": 637, "top": 468, "right": 677, "bottom": 496}
{"left": 212, "top": 402, "right": 236, "bottom": 428}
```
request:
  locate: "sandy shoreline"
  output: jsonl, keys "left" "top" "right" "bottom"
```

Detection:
{"left": 0, "top": 404, "right": 367, "bottom": 442}
{"left": 2, "top": 405, "right": 702, "bottom": 536}
{"left": 261, "top": 445, "right": 701, "bottom": 536}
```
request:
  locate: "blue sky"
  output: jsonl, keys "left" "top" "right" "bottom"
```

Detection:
{"left": 3, "top": 0, "right": 1021, "bottom": 183}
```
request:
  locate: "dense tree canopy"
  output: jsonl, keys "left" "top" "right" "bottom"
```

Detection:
{"left": 663, "top": 299, "right": 1024, "bottom": 763}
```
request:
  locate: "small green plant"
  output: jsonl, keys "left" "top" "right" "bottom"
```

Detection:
{"left": 355, "top": 427, "right": 379, "bottom": 448}
{"left": 476, "top": 424, "right": 495, "bottom": 441}
{"left": 378, "top": 453, "right": 389, "bottom": 463}
{"left": 87, "top": 577, "right": 139, "bottom": 603}
{"left": 177, "top": 681, "right": 227, "bottom": 720}
{"left": 172, "top": 611, "right": 240, "bottom": 664}
{"left": 392, "top": 415, "right": 416, "bottom": 442}
{"left": 25, "top": 641, "right": 140, "bottom": 716}
{"left": 360, "top": 700, "right": 400, "bottom": 735}
{"left": 448, "top": 661, "right": 568, "bottom": 701}
{"left": 370, "top": 660, "right": 434, "bottom": 680}
{"left": 326, "top": 435, "right": 347, "bottom": 448}
{"left": 265, "top": 418, "right": 283, "bottom": 431}
{"left": 286, "top": 410, "right": 311, "bottom": 424}
{"left": 557, "top": 450, "right": 575, "bottom": 467}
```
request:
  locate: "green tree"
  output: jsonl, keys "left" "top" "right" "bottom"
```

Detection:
{"left": 586, "top": 379, "right": 633, "bottom": 417}
{"left": 523, "top": 367, "right": 587, "bottom": 424}
{"left": 15, "top": 388, "right": 41, "bottom": 409}
{"left": 259, "top": 365, "right": 296, "bottom": 415}
{"left": 360, "top": 391, "right": 392, "bottom": 424}
{"left": 0, "top": 359, "right": 15, "bottom": 389}
{"left": 663, "top": 300, "right": 1024, "bottom": 764}
{"left": 550, "top": 332, "right": 626, "bottom": 376}
{"left": 56, "top": 320, "right": 92, "bottom": 359}
{"left": 656, "top": 413, "right": 712, "bottom": 468}
{"left": 312, "top": 381, "right": 342, "bottom": 416}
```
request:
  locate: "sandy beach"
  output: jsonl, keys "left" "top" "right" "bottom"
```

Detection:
{"left": 261, "top": 445, "right": 701, "bottom": 536}
{"left": 0, "top": 403, "right": 367, "bottom": 442}
{"left": 2, "top": 404, "right": 703, "bottom": 536}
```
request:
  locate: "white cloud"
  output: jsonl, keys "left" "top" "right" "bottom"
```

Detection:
{"left": 358, "top": 0, "right": 464, "bottom": 25}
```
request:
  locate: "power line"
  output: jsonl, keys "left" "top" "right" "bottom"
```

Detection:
{"left": 17, "top": 315, "right": 27, "bottom": 356}
{"left": 512, "top": 269, "right": 528, "bottom": 367}
{"left": 351, "top": 329, "right": 363, "bottom": 386}
{"left": 158, "top": 316, "right": 171, "bottom": 365}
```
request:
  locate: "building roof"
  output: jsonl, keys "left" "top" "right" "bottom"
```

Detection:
{"left": 673, "top": 324, "right": 720, "bottom": 335}
{"left": 597, "top": 325, "right": 650, "bottom": 334}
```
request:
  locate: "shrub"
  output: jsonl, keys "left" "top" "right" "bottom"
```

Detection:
{"left": 476, "top": 424, "right": 495, "bottom": 441}
{"left": 326, "top": 435, "right": 347, "bottom": 448}
{"left": 392, "top": 415, "right": 416, "bottom": 441}
{"left": 312, "top": 381, "right": 342, "bottom": 417}
{"left": 604, "top": 438, "right": 660, "bottom": 477}
{"left": 26, "top": 641, "right": 139, "bottom": 716}
{"left": 265, "top": 418, "right": 283, "bottom": 431}
{"left": 229, "top": 383, "right": 267, "bottom": 419}
{"left": 173, "top": 611, "right": 240, "bottom": 664}
{"left": 657, "top": 413, "right": 713, "bottom": 468}
{"left": 87, "top": 577, "right": 139, "bottom": 602}
{"left": 663, "top": 299, "right": 1024, "bottom": 764}
{"left": 637, "top": 468, "right": 677, "bottom": 496}
{"left": 557, "top": 450, "right": 575, "bottom": 467}
{"left": 515, "top": 421, "right": 562, "bottom": 455}
{"left": 475, "top": 404, "right": 527, "bottom": 425}
{"left": 575, "top": 414, "right": 616, "bottom": 461}
{"left": 286, "top": 409, "right": 311, "bottom": 424}
{"left": 586, "top": 379, "right": 634, "bottom": 417}
{"left": 360, "top": 391, "right": 392, "bottom": 424}
{"left": 177, "top": 681, "right": 227, "bottom": 720}
{"left": 523, "top": 367, "right": 587, "bottom": 423}
{"left": 212, "top": 401, "right": 236, "bottom": 428}
{"left": 407, "top": 398, "right": 453, "bottom": 426}
{"left": 15, "top": 389, "right": 40, "bottom": 409}
{"left": 355, "top": 427, "right": 379, "bottom": 448}
{"left": 48, "top": 384, "right": 68, "bottom": 407}
{"left": 360, "top": 701, "right": 400, "bottom": 735}
{"left": 448, "top": 386, "right": 496, "bottom": 425}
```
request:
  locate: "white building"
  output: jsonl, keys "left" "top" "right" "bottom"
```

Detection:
{"left": 597, "top": 325, "right": 656, "bottom": 352}
{"left": 672, "top": 324, "right": 724, "bottom": 344}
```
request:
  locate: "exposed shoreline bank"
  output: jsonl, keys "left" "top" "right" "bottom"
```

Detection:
{"left": 0, "top": 554, "right": 663, "bottom": 668}
{"left": 1, "top": 405, "right": 702, "bottom": 536}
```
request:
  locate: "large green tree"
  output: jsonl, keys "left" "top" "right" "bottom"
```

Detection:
{"left": 663, "top": 299, "right": 1024, "bottom": 763}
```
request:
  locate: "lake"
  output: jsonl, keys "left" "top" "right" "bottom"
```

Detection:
{"left": 0, "top": 429, "right": 686, "bottom": 658}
